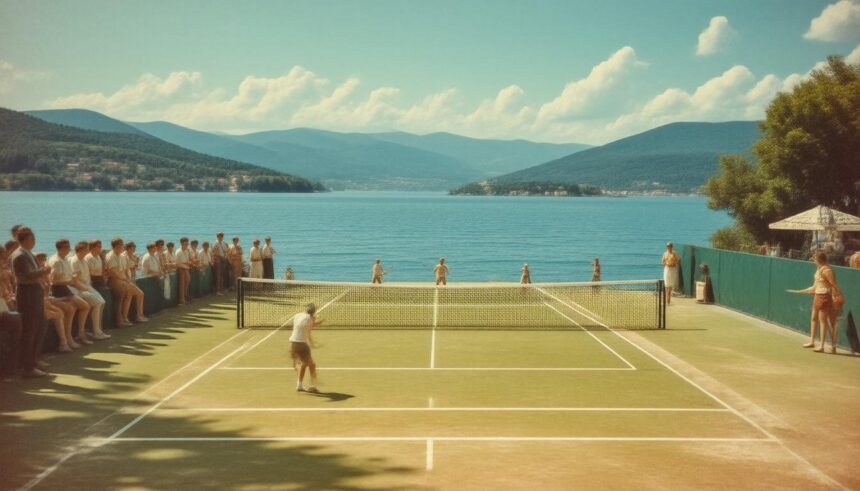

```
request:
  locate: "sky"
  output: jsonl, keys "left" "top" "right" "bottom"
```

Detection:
{"left": 1, "top": 0, "right": 859, "bottom": 145}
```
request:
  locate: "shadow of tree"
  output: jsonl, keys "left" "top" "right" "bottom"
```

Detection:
{"left": 1, "top": 296, "right": 424, "bottom": 490}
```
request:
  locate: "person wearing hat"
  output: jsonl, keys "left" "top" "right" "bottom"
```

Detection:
{"left": 262, "top": 237, "right": 276, "bottom": 279}
{"left": 661, "top": 242, "right": 680, "bottom": 305}
{"left": 520, "top": 263, "right": 531, "bottom": 284}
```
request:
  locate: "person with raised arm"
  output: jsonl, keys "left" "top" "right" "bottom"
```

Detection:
{"left": 789, "top": 251, "right": 843, "bottom": 353}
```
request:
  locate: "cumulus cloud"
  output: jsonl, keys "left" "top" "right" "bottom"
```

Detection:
{"left": 0, "top": 59, "right": 47, "bottom": 94}
{"left": 696, "top": 16, "right": 735, "bottom": 56}
{"left": 805, "top": 0, "right": 860, "bottom": 42}
{"left": 846, "top": 44, "right": 860, "bottom": 64}
{"left": 536, "top": 46, "right": 646, "bottom": 122}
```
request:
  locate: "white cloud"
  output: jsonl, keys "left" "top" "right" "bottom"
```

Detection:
{"left": 696, "top": 16, "right": 735, "bottom": 56}
{"left": 0, "top": 59, "right": 47, "bottom": 94}
{"left": 805, "top": 0, "right": 860, "bottom": 42}
{"left": 536, "top": 46, "right": 646, "bottom": 122}
{"left": 846, "top": 44, "right": 860, "bottom": 64}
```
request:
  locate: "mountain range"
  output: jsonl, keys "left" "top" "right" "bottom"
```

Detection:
{"left": 27, "top": 109, "right": 590, "bottom": 191}
{"left": 487, "top": 121, "right": 760, "bottom": 193}
{"left": 22, "top": 109, "right": 762, "bottom": 194}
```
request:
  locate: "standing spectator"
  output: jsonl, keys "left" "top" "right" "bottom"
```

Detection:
{"left": 520, "top": 264, "right": 531, "bottom": 284}
{"left": 285, "top": 267, "right": 294, "bottom": 280}
{"left": 228, "top": 237, "right": 243, "bottom": 290}
{"left": 175, "top": 237, "right": 192, "bottom": 305}
{"left": 199, "top": 242, "right": 212, "bottom": 270}
{"left": 371, "top": 259, "right": 385, "bottom": 284}
{"left": 0, "top": 247, "right": 23, "bottom": 380}
{"left": 10, "top": 227, "right": 48, "bottom": 377}
{"left": 211, "top": 232, "right": 229, "bottom": 295}
{"left": 190, "top": 240, "right": 202, "bottom": 271}
{"left": 154, "top": 239, "right": 169, "bottom": 300}
{"left": 141, "top": 243, "right": 162, "bottom": 278}
{"left": 163, "top": 242, "right": 177, "bottom": 272}
{"left": 661, "top": 242, "right": 680, "bottom": 305}
{"left": 592, "top": 257, "right": 601, "bottom": 282}
{"left": 249, "top": 239, "right": 263, "bottom": 279}
{"left": 69, "top": 241, "right": 110, "bottom": 340}
{"left": 48, "top": 239, "right": 93, "bottom": 346}
{"left": 433, "top": 258, "right": 449, "bottom": 286}
{"left": 122, "top": 243, "right": 147, "bottom": 323}
{"left": 86, "top": 240, "right": 106, "bottom": 290}
{"left": 791, "top": 252, "right": 843, "bottom": 353}
{"left": 262, "top": 237, "right": 276, "bottom": 279}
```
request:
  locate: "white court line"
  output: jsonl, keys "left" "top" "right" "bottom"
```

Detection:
{"left": 541, "top": 293, "right": 850, "bottom": 490}
{"left": 107, "top": 436, "right": 776, "bottom": 443}
{"left": 218, "top": 366, "right": 635, "bottom": 371}
{"left": 426, "top": 439, "right": 434, "bottom": 471}
{"left": 156, "top": 407, "right": 730, "bottom": 413}
{"left": 431, "top": 288, "right": 438, "bottom": 368}
{"left": 540, "top": 297, "right": 636, "bottom": 370}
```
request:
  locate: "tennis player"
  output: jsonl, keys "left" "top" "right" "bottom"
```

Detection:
{"left": 290, "top": 303, "right": 323, "bottom": 393}
{"left": 433, "top": 258, "right": 448, "bottom": 285}
{"left": 371, "top": 259, "right": 385, "bottom": 284}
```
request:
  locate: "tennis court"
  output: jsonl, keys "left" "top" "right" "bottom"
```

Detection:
{"left": 8, "top": 281, "right": 855, "bottom": 490}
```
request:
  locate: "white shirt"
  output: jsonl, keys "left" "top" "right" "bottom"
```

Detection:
{"left": 372, "top": 263, "right": 383, "bottom": 276}
{"left": 105, "top": 250, "right": 124, "bottom": 279}
{"left": 199, "top": 250, "right": 212, "bottom": 267}
{"left": 289, "top": 312, "right": 313, "bottom": 343}
{"left": 212, "top": 240, "right": 228, "bottom": 258}
{"left": 69, "top": 255, "right": 92, "bottom": 286}
{"left": 249, "top": 246, "right": 262, "bottom": 261}
{"left": 164, "top": 250, "right": 176, "bottom": 264}
{"left": 48, "top": 254, "right": 74, "bottom": 283}
{"left": 141, "top": 253, "right": 161, "bottom": 276}
{"left": 85, "top": 252, "right": 104, "bottom": 276}
{"left": 175, "top": 248, "right": 190, "bottom": 267}
{"left": 262, "top": 244, "right": 275, "bottom": 259}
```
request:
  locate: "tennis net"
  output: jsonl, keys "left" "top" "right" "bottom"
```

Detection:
{"left": 237, "top": 279, "right": 665, "bottom": 330}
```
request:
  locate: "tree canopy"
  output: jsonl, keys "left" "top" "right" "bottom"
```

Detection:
{"left": 705, "top": 56, "right": 860, "bottom": 249}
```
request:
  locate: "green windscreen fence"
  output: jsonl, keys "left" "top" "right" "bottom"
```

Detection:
{"left": 680, "top": 244, "right": 860, "bottom": 349}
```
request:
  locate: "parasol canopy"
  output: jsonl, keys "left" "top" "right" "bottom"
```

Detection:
{"left": 768, "top": 205, "right": 860, "bottom": 232}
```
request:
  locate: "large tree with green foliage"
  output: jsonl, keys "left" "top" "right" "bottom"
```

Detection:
{"left": 705, "top": 56, "right": 860, "bottom": 250}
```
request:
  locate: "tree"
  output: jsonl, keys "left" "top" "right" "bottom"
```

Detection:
{"left": 705, "top": 56, "right": 860, "bottom": 248}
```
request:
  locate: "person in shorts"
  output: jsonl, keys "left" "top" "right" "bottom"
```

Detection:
{"left": 290, "top": 303, "right": 323, "bottom": 393}
{"left": 433, "top": 258, "right": 448, "bottom": 286}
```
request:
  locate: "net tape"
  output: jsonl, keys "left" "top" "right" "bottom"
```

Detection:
{"left": 238, "top": 279, "right": 665, "bottom": 330}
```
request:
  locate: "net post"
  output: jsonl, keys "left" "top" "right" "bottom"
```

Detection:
{"left": 657, "top": 279, "right": 666, "bottom": 329}
{"left": 237, "top": 278, "right": 243, "bottom": 329}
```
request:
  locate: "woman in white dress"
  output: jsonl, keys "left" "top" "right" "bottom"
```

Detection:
{"left": 661, "top": 242, "right": 680, "bottom": 305}
{"left": 249, "top": 239, "right": 263, "bottom": 279}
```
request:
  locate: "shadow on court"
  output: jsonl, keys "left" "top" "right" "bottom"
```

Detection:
{"left": 0, "top": 297, "right": 421, "bottom": 490}
{"left": 301, "top": 390, "right": 356, "bottom": 402}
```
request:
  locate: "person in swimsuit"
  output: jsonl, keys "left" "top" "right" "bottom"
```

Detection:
{"left": 792, "top": 252, "right": 843, "bottom": 353}
{"left": 433, "top": 258, "right": 449, "bottom": 286}
{"left": 371, "top": 259, "right": 385, "bottom": 284}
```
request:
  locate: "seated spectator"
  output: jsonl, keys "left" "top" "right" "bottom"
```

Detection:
{"left": 48, "top": 240, "right": 92, "bottom": 346}
{"left": 199, "top": 242, "right": 212, "bottom": 269}
{"left": 69, "top": 241, "right": 110, "bottom": 340}
{"left": 106, "top": 237, "right": 132, "bottom": 327}
{"left": 121, "top": 242, "right": 147, "bottom": 323}
{"left": 85, "top": 240, "right": 106, "bottom": 290}
{"left": 0, "top": 247, "right": 22, "bottom": 380}
{"left": 37, "top": 252, "right": 76, "bottom": 352}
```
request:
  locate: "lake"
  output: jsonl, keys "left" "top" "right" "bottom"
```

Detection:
{"left": 0, "top": 192, "right": 731, "bottom": 282}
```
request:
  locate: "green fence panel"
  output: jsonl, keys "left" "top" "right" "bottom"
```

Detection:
{"left": 713, "top": 250, "right": 771, "bottom": 318}
{"left": 199, "top": 266, "right": 213, "bottom": 295}
{"left": 680, "top": 244, "right": 860, "bottom": 349}
{"left": 138, "top": 276, "right": 164, "bottom": 315}
{"left": 679, "top": 245, "right": 695, "bottom": 296}
{"left": 190, "top": 270, "right": 201, "bottom": 299}
{"left": 166, "top": 272, "right": 179, "bottom": 307}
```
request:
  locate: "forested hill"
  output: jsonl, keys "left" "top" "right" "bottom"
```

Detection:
{"left": 490, "top": 121, "right": 761, "bottom": 193}
{"left": 0, "top": 108, "right": 322, "bottom": 192}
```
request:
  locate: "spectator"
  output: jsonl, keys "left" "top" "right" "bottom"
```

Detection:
{"left": 199, "top": 242, "right": 212, "bottom": 270}
{"left": 175, "top": 237, "right": 192, "bottom": 305}
{"left": 164, "top": 242, "right": 176, "bottom": 272}
{"left": 190, "top": 240, "right": 202, "bottom": 271}
{"left": 661, "top": 242, "right": 680, "bottom": 305}
{"left": 106, "top": 237, "right": 133, "bottom": 327}
{"left": 10, "top": 227, "right": 49, "bottom": 377}
{"left": 122, "top": 244, "right": 147, "bottom": 323}
{"left": 592, "top": 257, "right": 601, "bottom": 282}
{"left": 69, "top": 241, "right": 110, "bottom": 340}
{"left": 123, "top": 242, "right": 140, "bottom": 279}
{"left": 792, "top": 252, "right": 843, "bottom": 354}
{"left": 520, "top": 263, "right": 531, "bottom": 284}
{"left": 48, "top": 239, "right": 93, "bottom": 346}
{"left": 228, "top": 237, "right": 243, "bottom": 290}
{"left": 211, "top": 232, "right": 229, "bottom": 295}
{"left": 849, "top": 250, "right": 860, "bottom": 269}
{"left": 262, "top": 237, "right": 275, "bottom": 279}
{"left": 0, "top": 247, "right": 22, "bottom": 380}
{"left": 85, "top": 240, "right": 106, "bottom": 290}
{"left": 38, "top": 252, "right": 76, "bottom": 352}
{"left": 433, "top": 258, "right": 448, "bottom": 286}
{"left": 140, "top": 243, "right": 162, "bottom": 278}
{"left": 249, "top": 239, "right": 263, "bottom": 279}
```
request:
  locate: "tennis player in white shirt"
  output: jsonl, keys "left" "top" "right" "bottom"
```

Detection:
{"left": 290, "top": 303, "right": 323, "bottom": 393}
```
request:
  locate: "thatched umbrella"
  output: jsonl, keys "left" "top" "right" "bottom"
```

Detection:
{"left": 768, "top": 205, "right": 860, "bottom": 232}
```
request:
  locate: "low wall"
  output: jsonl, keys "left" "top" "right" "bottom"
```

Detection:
{"left": 679, "top": 244, "right": 860, "bottom": 349}
{"left": 40, "top": 266, "right": 217, "bottom": 351}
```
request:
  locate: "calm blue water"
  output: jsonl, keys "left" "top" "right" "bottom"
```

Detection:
{"left": 0, "top": 192, "right": 730, "bottom": 282}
